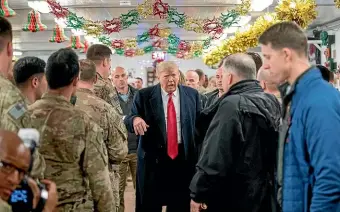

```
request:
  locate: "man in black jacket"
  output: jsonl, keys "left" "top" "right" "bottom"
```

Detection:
{"left": 190, "top": 53, "right": 281, "bottom": 212}
{"left": 112, "top": 66, "right": 138, "bottom": 212}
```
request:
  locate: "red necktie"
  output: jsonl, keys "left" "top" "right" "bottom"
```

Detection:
{"left": 167, "top": 93, "right": 178, "bottom": 159}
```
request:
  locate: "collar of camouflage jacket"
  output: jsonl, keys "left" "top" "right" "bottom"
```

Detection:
{"left": 77, "top": 88, "right": 94, "bottom": 95}
{"left": 41, "top": 93, "right": 72, "bottom": 106}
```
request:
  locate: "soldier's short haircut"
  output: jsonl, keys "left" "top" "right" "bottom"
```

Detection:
{"left": 0, "top": 17, "right": 12, "bottom": 52}
{"left": 195, "top": 69, "right": 205, "bottom": 80}
{"left": 86, "top": 44, "right": 112, "bottom": 65}
{"left": 13, "top": 56, "right": 46, "bottom": 84}
{"left": 259, "top": 21, "right": 307, "bottom": 56}
{"left": 79, "top": 59, "right": 96, "bottom": 82}
{"left": 222, "top": 53, "right": 256, "bottom": 80}
{"left": 46, "top": 48, "right": 79, "bottom": 89}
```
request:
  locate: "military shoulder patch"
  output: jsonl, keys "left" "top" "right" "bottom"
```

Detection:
{"left": 8, "top": 102, "right": 27, "bottom": 120}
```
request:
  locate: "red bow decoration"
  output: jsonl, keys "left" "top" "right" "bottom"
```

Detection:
{"left": 49, "top": 24, "right": 68, "bottom": 43}
{"left": 68, "top": 35, "right": 84, "bottom": 49}
{"left": 176, "top": 51, "right": 185, "bottom": 59}
{"left": 152, "top": 39, "right": 162, "bottom": 48}
{"left": 22, "top": 10, "right": 47, "bottom": 32}
{"left": 0, "top": 0, "right": 16, "bottom": 17}
{"left": 111, "top": 40, "right": 124, "bottom": 49}
{"left": 203, "top": 17, "right": 223, "bottom": 39}
{"left": 149, "top": 24, "right": 161, "bottom": 38}
{"left": 125, "top": 49, "right": 135, "bottom": 57}
{"left": 103, "top": 18, "right": 122, "bottom": 34}
{"left": 178, "top": 41, "right": 190, "bottom": 51}
{"left": 153, "top": 0, "right": 169, "bottom": 19}
{"left": 47, "top": 0, "right": 69, "bottom": 19}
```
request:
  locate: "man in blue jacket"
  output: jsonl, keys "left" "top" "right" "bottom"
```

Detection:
{"left": 259, "top": 21, "right": 340, "bottom": 211}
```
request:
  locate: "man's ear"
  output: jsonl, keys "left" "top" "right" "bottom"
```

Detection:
{"left": 7, "top": 42, "right": 13, "bottom": 58}
{"left": 31, "top": 77, "right": 39, "bottom": 88}
{"left": 72, "top": 76, "right": 79, "bottom": 87}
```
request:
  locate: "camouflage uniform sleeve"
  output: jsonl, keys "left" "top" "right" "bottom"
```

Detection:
{"left": 30, "top": 150, "right": 46, "bottom": 179}
{"left": 83, "top": 119, "right": 115, "bottom": 212}
{"left": 106, "top": 107, "right": 128, "bottom": 163}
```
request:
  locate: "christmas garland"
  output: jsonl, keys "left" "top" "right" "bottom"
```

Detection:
{"left": 46, "top": 0, "right": 251, "bottom": 58}
{"left": 47, "top": 0, "right": 250, "bottom": 38}
{"left": 203, "top": 0, "right": 317, "bottom": 66}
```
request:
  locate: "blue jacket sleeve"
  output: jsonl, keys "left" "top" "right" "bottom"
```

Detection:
{"left": 305, "top": 99, "right": 340, "bottom": 211}
{"left": 124, "top": 90, "right": 142, "bottom": 133}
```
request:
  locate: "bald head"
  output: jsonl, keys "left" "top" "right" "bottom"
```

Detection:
{"left": 112, "top": 66, "right": 128, "bottom": 89}
{"left": 257, "top": 67, "right": 278, "bottom": 92}
{"left": 257, "top": 67, "right": 271, "bottom": 82}
{"left": 185, "top": 70, "right": 200, "bottom": 89}
{"left": 0, "top": 130, "right": 30, "bottom": 200}
{"left": 222, "top": 53, "right": 256, "bottom": 80}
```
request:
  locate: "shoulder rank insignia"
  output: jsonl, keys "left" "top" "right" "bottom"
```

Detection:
{"left": 8, "top": 102, "right": 26, "bottom": 120}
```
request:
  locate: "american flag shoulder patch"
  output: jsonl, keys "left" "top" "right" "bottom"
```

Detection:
{"left": 8, "top": 102, "right": 26, "bottom": 120}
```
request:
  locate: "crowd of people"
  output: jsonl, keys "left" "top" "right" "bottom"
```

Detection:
{"left": 0, "top": 15, "right": 340, "bottom": 212}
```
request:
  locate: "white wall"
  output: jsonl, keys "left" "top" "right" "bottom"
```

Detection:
{"left": 21, "top": 52, "right": 216, "bottom": 87}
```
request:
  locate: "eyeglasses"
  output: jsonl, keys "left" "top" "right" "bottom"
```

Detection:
{"left": 0, "top": 160, "right": 27, "bottom": 179}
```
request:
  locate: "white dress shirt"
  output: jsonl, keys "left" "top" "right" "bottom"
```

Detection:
{"left": 161, "top": 88, "right": 181, "bottom": 143}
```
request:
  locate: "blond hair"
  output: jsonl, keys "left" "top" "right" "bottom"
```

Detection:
{"left": 156, "top": 61, "right": 178, "bottom": 75}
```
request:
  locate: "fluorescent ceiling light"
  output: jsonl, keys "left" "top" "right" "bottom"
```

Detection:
{"left": 13, "top": 51, "right": 22, "bottom": 56}
{"left": 250, "top": 0, "right": 273, "bottom": 11}
{"left": 28, "top": 1, "right": 50, "bottom": 13}
{"left": 223, "top": 27, "right": 239, "bottom": 34}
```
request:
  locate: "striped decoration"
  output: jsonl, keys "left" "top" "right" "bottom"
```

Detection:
{"left": 22, "top": 10, "right": 47, "bottom": 32}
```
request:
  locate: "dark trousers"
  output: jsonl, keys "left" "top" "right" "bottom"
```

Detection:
{"left": 137, "top": 144, "right": 191, "bottom": 212}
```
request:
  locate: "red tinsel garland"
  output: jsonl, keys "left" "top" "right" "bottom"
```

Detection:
{"left": 153, "top": 0, "right": 169, "bottom": 19}
{"left": 111, "top": 40, "right": 124, "bottom": 49}
{"left": 125, "top": 49, "right": 135, "bottom": 57}
{"left": 149, "top": 24, "right": 160, "bottom": 38}
{"left": 103, "top": 18, "right": 122, "bottom": 34}
{"left": 47, "top": 0, "right": 69, "bottom": 19}
{"left": 203, "top": 17, "right": 223, "bottom": 39}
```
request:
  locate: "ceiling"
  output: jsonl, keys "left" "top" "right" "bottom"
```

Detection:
{"left": 5, "top": 0, "right": 340, "bottom": 57}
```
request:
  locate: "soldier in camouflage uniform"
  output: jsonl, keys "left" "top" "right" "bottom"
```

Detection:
{"left": 28, "top": 48, "right": 115, "bottom": 212}
{"left": 86, "top": 44, "right": 124, "bottom": 209}
{"left": 0, "top": 17, "right": 45, "bottom": 179}
{"left": 75, "top": 59, "right": 128, "bottom": 211}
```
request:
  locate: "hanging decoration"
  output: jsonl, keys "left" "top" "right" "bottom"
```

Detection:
{"left": 120, "top": 9, "right": 141, "bottom": 29}
{"left": 203, "top": 0, "right": 317, "bottom": 66}
{"left": 68, "top": 35, "right": 84, "bottom": 49}
{"left": 112, "top": 40, "right": 125, "bottom": 49}
{"left": 47, "top": 0, "right": 69, "bottom": 18}
{"left": 137, "top": 0, "right": 153, "bottom": 18}
{"left": 83, "top": 21, "right": 103, "bottom": 36}
{"left": 153, "top": 0, "right": 169, "bottom": 19}
{"left": 81, "top": 40, "right": 90, "bottom": 53}
{"left": 336, "top": 0, "right": 340, "bottom": 8}
{"left": 46, "top": 0, "right": 251, "bottom": 37}
{"left": 44, "top": 0, "right": 253, "bottom": 58}
{"left": 49, "top": 24, "right": 68, "bottom": 43}
{"left": 275, "top": 0, "right": 317, "bottom": 29}
{"left": 103, "top": 19, "right": 122, "bottom": 34}
{"left": 320, "top": 31, "right": 329, "bottom": 46}
{"left": 22, "top": 10, "right": 47, "bottom": 32}
{"left": 0, "top": 0, "right": 16, "bottom": 17}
